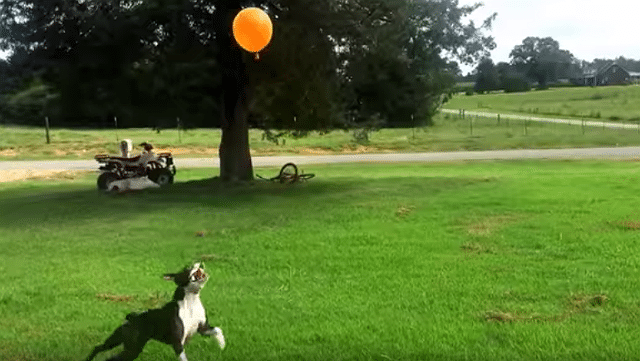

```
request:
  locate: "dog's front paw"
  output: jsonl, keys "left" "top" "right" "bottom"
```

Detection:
{"left": 213, "top": 327, "right": 226, "bottom": 349}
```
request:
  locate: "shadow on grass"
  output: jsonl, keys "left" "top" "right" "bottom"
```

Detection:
{"left": 0, "top": 174, "right": 491, "bottom": 231}
{"left": 0, "top": 176, "right": 342, "bottom": 228}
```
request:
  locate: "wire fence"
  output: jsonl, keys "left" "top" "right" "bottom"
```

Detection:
{"left": 441, "top": 109, "right": 640, "bottom": 137}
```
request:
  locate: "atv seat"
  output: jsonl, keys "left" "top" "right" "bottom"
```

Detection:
{"left": 110, "top": 155, "right": 142, "bottom": 162}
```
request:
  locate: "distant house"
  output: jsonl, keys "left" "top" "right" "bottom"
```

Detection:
{"left": 572, "top": 63, "right": 639, "bottom": 86}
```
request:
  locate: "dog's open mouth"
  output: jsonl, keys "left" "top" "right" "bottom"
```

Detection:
{"left": 192, "top": 268, "right": 207, "bottom": 282}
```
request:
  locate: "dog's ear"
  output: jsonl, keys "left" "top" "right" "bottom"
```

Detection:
{"left": 164, "top": 268, "right": 191, "bottom": 285}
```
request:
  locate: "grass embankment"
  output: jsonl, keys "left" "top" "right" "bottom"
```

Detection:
{"left": 444, "top": 85, "right": 640, "bottom": 122}
{"left": 2, "top": 161, "right": 640, "bottom": 360}
{"left": 3, "top": 111, "right": 640, "bottom": 161}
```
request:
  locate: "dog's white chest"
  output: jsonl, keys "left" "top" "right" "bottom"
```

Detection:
{"left": 177, "top": 294, "right": 206, "bottom": 344}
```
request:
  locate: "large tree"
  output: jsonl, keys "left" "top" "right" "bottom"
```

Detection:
{"left": 473, "top": 57, "right": 499, "bottom": 93}
{"left": 509, "top": 36, "right": 576, "bottom": 87}
{"left": 1, "top": 0, "right": 496, "bottom": 181}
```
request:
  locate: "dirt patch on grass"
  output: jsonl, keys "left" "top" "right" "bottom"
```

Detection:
{"left": 570, "top": 293, "right": 609, "bottom": 310}
{"left": 466, "top": 213, "right": 524, "bottom": 237}
{"left": 341, "top": 145, "right": 391, "bottom": 153}
{"left": 484, "top": 293, "right": 609, "bottom": 323}
{"left": 0, "top": 169, "right": 89, "bottom": 183}
{"left": 395, "top": 205, "right": 416, "bottom": 218}
{"left": 96, "top": 293, "right": 135, "bottom": 303}
{"left": 0, "top": 148, "right": 18, "bottom": 157}
{"left": 612, "top": 220, "right": 640, "bottom": 230}
{"left": 295, "top": 147, "right": 336, "bottom": 155}
{"left": 461, "top": 241, "right": 495, "bottom": 254}
{"left": 156, "top": 147, "right": 217, "bottom": 156}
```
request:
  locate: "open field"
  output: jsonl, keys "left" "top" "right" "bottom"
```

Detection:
{"left": 3, "top": 111, "right": 640, "bottom": 161}
{"left": 444, "top": 85, "right": 640, "bottom": 122}
{"left": 3, "top": 161, "right": 640, "bottom": 360}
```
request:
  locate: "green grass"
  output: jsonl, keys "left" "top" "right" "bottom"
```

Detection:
{"left": 3, "top": 112, "right": 640, "bottom": 161}
{"left": 3, "top": 161, "right": 640, "bottom": 360}
{"left": 436, "top": 113, "right": 640, "bottom": 150}
{"left": 444, "top": 85, "right": 640, "bottom": 122}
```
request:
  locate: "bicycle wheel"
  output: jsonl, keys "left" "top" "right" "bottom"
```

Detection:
{"left": 279, "top": 163, "right": 298, "bottom": 183}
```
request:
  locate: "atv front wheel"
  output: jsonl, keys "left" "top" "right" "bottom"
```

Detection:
{"left": 97, "top": 172, "right": 119, "bottom": 190}
{"left": 149, "top": 168, "right": 174, "bottom": 186}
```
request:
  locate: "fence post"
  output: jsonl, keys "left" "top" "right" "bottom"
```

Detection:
{"left": 114, "top": 116, "right": 119, "bottom": 142}
{"left": 177, "top": 117, "right": 182, "bottom": 143}
{"left": 582, "top": 119, "right": 585, "bottom": 135}
{"left": 470, "top": 116, "right": 473, "bottom": 136}
{"left": 497, "top": 114, "right": 500, "bottom": 126}
{"left": 411, "top": 114, "right": 415, "bottom": 140}
{"left": 44, "top": 117, "right": 50, "bottom": 144}
{"left": 524, "top": 119, "right": 528, "bottom": 136}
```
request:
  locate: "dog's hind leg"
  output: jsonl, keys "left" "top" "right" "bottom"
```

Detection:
{"left": 105, "top": 320, "right": 150, "bottom": 361}
{"left": 85, "top": 325, "right": 125, "bottom": 361}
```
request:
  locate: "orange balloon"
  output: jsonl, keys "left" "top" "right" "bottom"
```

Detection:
{"left": 232, "top": 8, "right": 273, "bottom": 53}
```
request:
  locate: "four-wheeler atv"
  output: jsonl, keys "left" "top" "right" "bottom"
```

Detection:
{"left": 94, "top": 142, "right": 176, "bottom": 190}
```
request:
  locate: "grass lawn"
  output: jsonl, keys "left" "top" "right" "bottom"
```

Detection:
{"left": 2, "top": 161, "right": 640, "bottom": 360}
{"left": 3, "top": 112, "right": 640, "bottom": 161}
{"left": 444, "top": 85, "right": 640, "bottom": 122}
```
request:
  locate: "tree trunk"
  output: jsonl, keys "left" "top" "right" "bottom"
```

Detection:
{"left": 219, "top": 71, "right": 253, "bottom": 182}
{"left": 217, "top": 1, "right": 254, "bottom": 182}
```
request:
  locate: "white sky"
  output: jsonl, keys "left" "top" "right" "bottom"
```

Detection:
{"left": 458, "top": 0, "right": 640, "bottom": 74}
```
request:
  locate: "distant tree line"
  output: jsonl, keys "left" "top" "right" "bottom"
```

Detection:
{"left": 469, "top": 36, "right": 640, "bottom": 94}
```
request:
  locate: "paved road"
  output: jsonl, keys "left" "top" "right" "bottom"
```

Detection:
{"left": 1, "top": 147, "right": 639, "bottom": 172}
{"left": 440, "top": 109, "right": 640, "bottom": 130}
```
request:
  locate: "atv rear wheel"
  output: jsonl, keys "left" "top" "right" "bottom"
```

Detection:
{"left": 149, "top": 168, "right": 174, "bottom": 186}
{"left": 97, "top": 172, "right": 119, "bottom": 190}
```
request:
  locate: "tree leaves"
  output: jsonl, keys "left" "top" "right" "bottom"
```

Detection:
{"left": 0, "top": 0, "right": 496, "bottom": 129}
{"left": 509, "top": 36, "right": 576, "bottom": 87}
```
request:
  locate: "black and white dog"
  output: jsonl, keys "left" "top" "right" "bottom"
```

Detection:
{"left": 84, "top": 263, "right": 225, "bottom": 361}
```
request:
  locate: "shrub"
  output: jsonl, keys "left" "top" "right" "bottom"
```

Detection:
{"left": 452, "top": 83, "right": 474, "bottom": 95}
{"left": 501, "top": 76, "right": 531, "bottom": 93}
{"left": 588, "top": 110, "right": 601, "bottom": 119}
{"left": 4, "top": 79, "right": 58, "bottom": 125}
{"left": 548, "top": 82, "right": 577, "bottom": 89}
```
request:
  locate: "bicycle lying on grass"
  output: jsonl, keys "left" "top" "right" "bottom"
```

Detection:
{"left": 257, "top": 163, "right": 315, "bottom": 184}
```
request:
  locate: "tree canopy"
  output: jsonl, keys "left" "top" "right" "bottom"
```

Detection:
{"left": 509, "top": 36, "right": 577, "bottom": 87}
{"left": 1, "top": 0, "right": 496, "bottom": 128}
{"left": 473, "top": 57, "right": 499, "bottom": 93}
